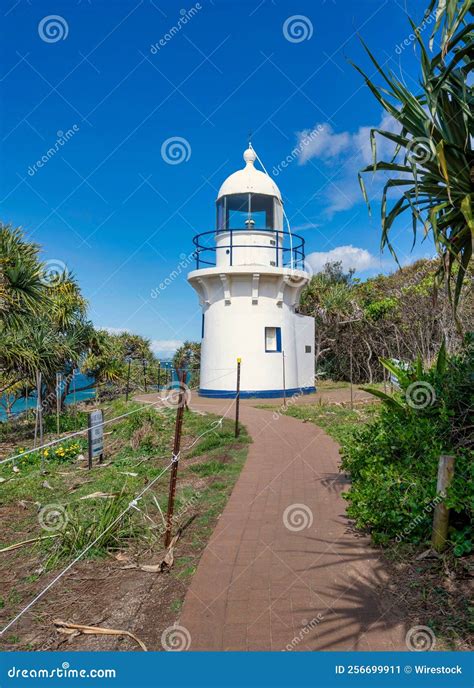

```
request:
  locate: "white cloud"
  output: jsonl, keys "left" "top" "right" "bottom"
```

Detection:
{"left": 293, "top": 221, "right": 320, "bottom": 232}
{"left": 306, "top": 245, "right": 381, "bottom": 274}
{"left": 298, "top": 123, "right": 351, "bottom": 163}
{"left": 150, "top": 339, "right": 183, "bottom": 358}
{"left": 296, "top": 113, "right": 400, "bottom": 215}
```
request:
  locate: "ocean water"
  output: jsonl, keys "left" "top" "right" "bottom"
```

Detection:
{"left": 0, "top": 372, "right": 96, "bottom": 422}
{"left": 0, "top": 363, "right": 188, "bottom": 422}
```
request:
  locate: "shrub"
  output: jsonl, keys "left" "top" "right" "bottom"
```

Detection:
{"left": 341, "top": 337, "right": 473, "bottom": 552}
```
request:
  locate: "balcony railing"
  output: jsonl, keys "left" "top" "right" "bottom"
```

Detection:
{"left": 192, "top": 229, "right": 305, "bottom": 270}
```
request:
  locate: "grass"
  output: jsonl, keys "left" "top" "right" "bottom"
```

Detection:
{"left": 0, "top": 398, "right": 250, "bottom": 567}
{"left": 314, "top": 379, "right": 350, "bottom": 390}
{"left": 0, "top": 396, "right": 252, "bottom": 651}
{"left": 257, "top": 400, "right": 377, "bottom": 445}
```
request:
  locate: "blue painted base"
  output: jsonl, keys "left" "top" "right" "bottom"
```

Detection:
{"left": 199, "top": 386, "right": 316, "bottom": 399}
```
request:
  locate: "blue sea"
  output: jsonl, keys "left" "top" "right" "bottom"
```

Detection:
{"left": 0, "top": 362, "right": 180, "bottom": 422}
{"left": 0, "top": 372, "right": 96, "bottom": 422}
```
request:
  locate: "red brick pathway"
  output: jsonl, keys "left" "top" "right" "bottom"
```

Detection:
{"left": 177, "top": 398, "right": 406, "bottom": 651}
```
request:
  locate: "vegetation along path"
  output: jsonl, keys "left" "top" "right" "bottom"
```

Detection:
{"left": 176, "top": 394, "right": 406, "bottom": 651}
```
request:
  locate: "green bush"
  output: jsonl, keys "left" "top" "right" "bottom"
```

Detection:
{"left": 341, "top": 337, "right": 473, "bottom": 552}
{"left": 43, "top": 410, "right": 88, "bottom": 433}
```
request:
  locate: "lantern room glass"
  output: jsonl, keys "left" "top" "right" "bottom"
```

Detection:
{"left": 216, "top": 194, "right": 282, "bottom": 231}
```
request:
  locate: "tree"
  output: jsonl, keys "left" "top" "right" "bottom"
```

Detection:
{"left": 354, "top": 0, "right": 473, "bottom": 308}
{"left": 300, "top": 259, "right": 473, "bottom": 383}
{"left": 173, "top": 341, "right": 201, "bottom": 388}
{"left": 299, "top": 262, "right": 356, "bottom": 375}
{"left": 0, "top": 224, "right": 45, "bottom": 327}
{"left": 81, "top": 330, "right": 155, "bottom": 396}
{"left": 0, "top": 223, "right": 160, "bottom": 417}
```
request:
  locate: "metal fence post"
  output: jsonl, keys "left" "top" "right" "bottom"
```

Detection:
{"left": 125, "top": 357, "right": 131, "bottom": 402}
{"left": 235, "top": 358, "right": 241, "bottom": 438}
{"left": 56, "top": 372, "right": 61, "bottom": 436}
{"left": 164, "top": 371, "right": 186, "bottom": 548}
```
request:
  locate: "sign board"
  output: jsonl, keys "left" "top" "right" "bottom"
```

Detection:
{"left": 88, "top": 409, "right": 104, "bottom": 466}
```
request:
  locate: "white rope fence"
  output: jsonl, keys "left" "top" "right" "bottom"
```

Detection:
{"left": 0, "top": 393, "right": 238, "bottom": 635}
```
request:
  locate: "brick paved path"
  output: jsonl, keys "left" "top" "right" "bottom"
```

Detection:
{"left": 178, "top": 398, "right": 406, "bottom": 651}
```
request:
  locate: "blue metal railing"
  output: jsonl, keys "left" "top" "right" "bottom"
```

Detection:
{"left": 192, "top": 229, "right": 305, "bottom": 270}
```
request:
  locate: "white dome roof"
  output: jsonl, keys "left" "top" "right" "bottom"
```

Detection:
{"left": 217, "top": 147, "right": 282, "bottom": 201}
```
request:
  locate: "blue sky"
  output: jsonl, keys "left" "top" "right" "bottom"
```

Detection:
{"left": 0, "top": 0, "right": 435, "bottom": 357}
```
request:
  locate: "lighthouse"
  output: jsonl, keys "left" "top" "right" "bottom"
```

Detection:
{"left": 188, "top": 145, "right": 316, "bottom": 398}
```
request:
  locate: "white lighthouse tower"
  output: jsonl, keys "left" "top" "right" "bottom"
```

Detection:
{"left": 188, "top": 145, "right": 315, "bottom": 398}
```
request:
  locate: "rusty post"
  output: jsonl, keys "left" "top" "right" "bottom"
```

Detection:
{"left": 164, "top": 371, "right": 186, "bottom": 548}
{"left": 56, "top": 372, "right": 61, "bottom": 436}
{"left": 125, "top": 357, "right": 131, "bottom": 402}
{"left": 349, "top": 331, "right": 354, "bottom": 410}
{"left": 235, "top": 358, "right": 241, "bottom": 438}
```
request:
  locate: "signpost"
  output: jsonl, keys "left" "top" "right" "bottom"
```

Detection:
{"left": 88, "top": 409, "right": 104, "bottom": 469}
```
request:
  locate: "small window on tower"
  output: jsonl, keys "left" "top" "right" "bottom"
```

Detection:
{"left": 265, "top": 327, "right": 281, "bottom": 352}
{"left": 305, "top": 345, "right": 312, "bottom": 353}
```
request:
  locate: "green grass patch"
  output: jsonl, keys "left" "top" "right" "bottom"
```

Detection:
{"left": 0, "top": 400, "right": 250, "bottom": 570}
{"left": 281, "top": 403, "right": 377, "bottom": 445}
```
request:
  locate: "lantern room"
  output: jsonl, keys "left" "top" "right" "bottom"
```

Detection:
{"left": 194, "top": 146, "right": 305, "bottom": 271}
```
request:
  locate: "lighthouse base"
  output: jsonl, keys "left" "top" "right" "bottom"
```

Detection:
{"left": 198, "top": 386, "right": 316, "bottom": 399}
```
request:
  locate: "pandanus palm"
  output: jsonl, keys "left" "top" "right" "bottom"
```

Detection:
{"left": 355, "top": 0, "right": 473, "bottom": 307}
{"left": 0, "top": 224, "right": 46, "bottom": 326}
